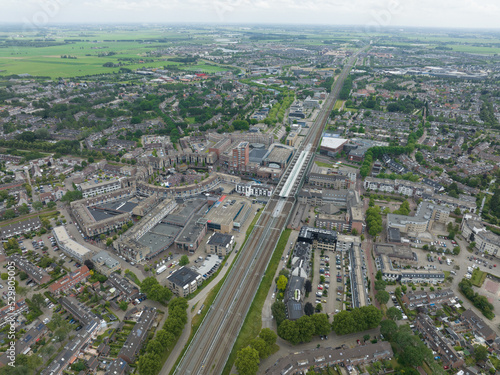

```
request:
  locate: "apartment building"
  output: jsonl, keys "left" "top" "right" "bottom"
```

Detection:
{"left": 206, "top": 233, "right": 234, "bottom": 256}
{"left": 53, "top": 226, "right": 92, "bottom": 262}
{"left": 78, "top": 179, "right": 122, "bottom": 198}
{"left": 461, "top": 214, "right": 500, "bottom": 256}
{"left": 166, "top": 266, "right": 203, "bottom": 297}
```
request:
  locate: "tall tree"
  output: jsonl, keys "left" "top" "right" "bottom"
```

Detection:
{"left": 235, "top": 347, "right": 260, "bottom": 375}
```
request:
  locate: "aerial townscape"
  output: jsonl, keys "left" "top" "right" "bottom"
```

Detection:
{"left": 1, "top": 10, "right": 500, "bottom": 375}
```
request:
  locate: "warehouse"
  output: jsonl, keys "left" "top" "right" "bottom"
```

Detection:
{"left": 205, "top": 196, "right": 252, "bottom": 233}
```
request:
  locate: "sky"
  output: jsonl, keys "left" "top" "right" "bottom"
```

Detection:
{"left": 2, "top": 0, "right": 500, "bottom": 29}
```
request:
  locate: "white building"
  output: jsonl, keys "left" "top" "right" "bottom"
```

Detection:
{"left": 461, "top": 214, "right": 500, "bottom": 256}
{"left": 78, "top": 179, "right": 122, "bottom": 198}
{"left": 52, "top": 226, "right": 93, "bottom": 262}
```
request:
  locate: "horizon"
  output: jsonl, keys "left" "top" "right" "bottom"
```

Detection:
{"left": 2, "top": 0, "right": 500, "bottom": 30}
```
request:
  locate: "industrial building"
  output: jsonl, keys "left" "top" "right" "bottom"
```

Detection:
{"left": 319, "top": 136, "right": 348, "bottom": 156}
{"left": 205, "top": 195, "right": 252, "bottom": 233}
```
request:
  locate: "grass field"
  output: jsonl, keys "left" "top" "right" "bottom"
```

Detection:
{"left": 222, "top": 228, "right": 292, "bottom": 375}
{"left": 333, "top": 100, "right": 344, "bottom": 111}
{"left": 315, "top": 161, "right": 332, "bottom": 168}
{"left": 471, "top": 268, "right": 487, "bottom": 287}
{"left": 0, "top": 30, "right": 231, "bottom": 78}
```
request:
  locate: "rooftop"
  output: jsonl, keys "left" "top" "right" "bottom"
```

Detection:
{"left": 167, "top": 266, "right": 201, "bottom": 287}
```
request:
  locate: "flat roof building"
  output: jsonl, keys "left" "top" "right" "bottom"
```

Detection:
{"left": 166, "top": 266, "right": 203, "bottom": 298}
{"left": 78, "top": 179, "right": 122, "bottom": 198}
{"left": 52, "top": 226, "right": 92, "bottom": 262}
{"left": 320, "top": 137, "right": 348, "bottom": 156}
{"left": 205, "top": 196, "right": 252, "bottom": 233}
{"left": 298, "top": 226, "right": 337, "bottom": 252}
{"left": 91, "top": 251, "right": 121, "bottom": 276}
{"left": 206, "top": 232, "right": 234, "bottom": 256}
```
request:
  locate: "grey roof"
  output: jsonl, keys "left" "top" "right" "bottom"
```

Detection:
{"left": 207, "top": 232, "right": 233, "bottom": 247}
{"left": 118, "top": 307, "right": 156, "bottom": 363}
{"left": 167, "top": 266, "right": 200, "bottom": 287}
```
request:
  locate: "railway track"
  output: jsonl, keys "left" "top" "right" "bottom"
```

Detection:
{"left": 172, "top": 47, "right": 367, "bottom": 375}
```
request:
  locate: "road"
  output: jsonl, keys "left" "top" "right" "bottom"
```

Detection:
{"left": 170, "top": 48, "right": 367, "bottom": 375}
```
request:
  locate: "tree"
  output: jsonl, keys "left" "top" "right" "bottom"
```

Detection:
{"left": 3, "top": 209, "right": 15, "bottom": 219}
{"left": 271, "top": 301, "right": 287, "bottom": 327}
{"left": 277, "top": 274, "right": 288, "bottom": 291}
{"left": 363, "top": 334, "right": 371, "bottom": 342}
{"left": 474, "top": 345, "right": 488, "bottom": 362}
{"left": 19, "top": 271, "right": 28, "bottom": 281}
{"left": 179, "top": 255, "right": 189, "bottom": 266}
{"left": 235, "top": 346, "right": 260, "bottom": 375}
{"left": 119, "top": 301, "right": 128, "bottom": 311}
{"left": 278, "top": 319, "right": 301, "bottom": 344}
{"left": 387, "top": 306, "right": 403, "bottom": 321}
{"left": 138, "top": 353, "right": 162, "bottom": 375}
{"left": 304, "top": 302, "right": 314, "bottom": 316}
{"left": 399, "top": 344, "right": 428, "bottom": 367}
{"left": 375, "top": 290, "right": 390, "bottom": 305}
{"left": 47, "top": 201, "right": 56, "bottom": 209}
{"left": 250, "top": 337, "right": 270, "bottom": 358}
{"left": 30, "top": 293, "right": 45, "bottom": 310}
{"left": 156, "top": 330, "right": 176, "bottom": 350}
{"left": 106, "top": 238, "right": 113, "bottom": 247}
{"left": 84, "top": 259, "right": 94, "bottom": 270}
{"left": 18, "top": 203, "right": 29, "bottom": 215}
{"left": 304, "top": 279, "right": 312, "bottom": 293}
{"left": 259, "top": 328, "right": 277, "bottom": 348}
{"left": 351, "top": 228, "right": 358, "bottom": 236}
{"left": 380, "top": 320, "right": 398, "bottom": 340}
{"left": 374, "top": 279, "right": 386, "bottom": 291}
{"left": 33, "top": 201, "right": 43, "bottom": 211}
{"left": 311, "top": 313, "right": 331, "bottom": 336}
{"left": 415, "top": 151, "right": 424, "bottom": 163}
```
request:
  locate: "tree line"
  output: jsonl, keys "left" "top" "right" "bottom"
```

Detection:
{"left": 458, "top": 279, "right": 494, "bottom": 320}
{"left": 137, "top": 298, "right": 188, "bottom": 375}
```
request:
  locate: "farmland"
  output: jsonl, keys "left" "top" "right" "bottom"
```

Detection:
{"left": 0, "top": 28, "right": 229, "bottom": 78}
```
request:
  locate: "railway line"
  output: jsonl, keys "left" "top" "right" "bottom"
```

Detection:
{"left": 172, "top": 47, "right": 366, "bottom": 375}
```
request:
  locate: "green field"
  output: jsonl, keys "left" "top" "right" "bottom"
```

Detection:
{"left": 0, "top": 28, "right": 231, "bottom": 78}
{"left": 471, "top": 268, "right": 487, "bottom": 287}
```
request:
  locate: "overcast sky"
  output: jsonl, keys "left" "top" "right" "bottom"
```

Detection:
{"left": 2, "top": 0, "right": 500, "bottom": 29}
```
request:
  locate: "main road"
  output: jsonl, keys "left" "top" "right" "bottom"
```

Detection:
{"left": 171, "top": 46, "right": 368, "bottom": 375}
